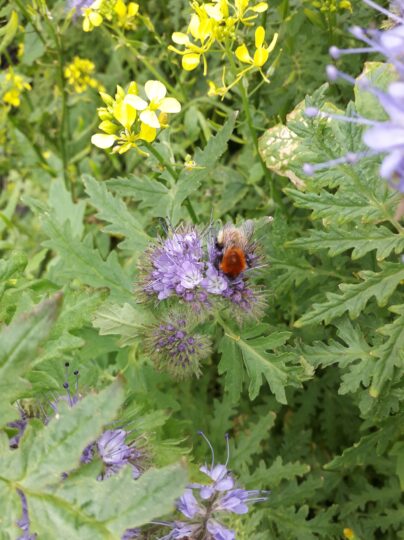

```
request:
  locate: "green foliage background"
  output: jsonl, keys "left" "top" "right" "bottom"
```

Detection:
{"left": 0, "top": 0, "right": 403, "bottom": 539}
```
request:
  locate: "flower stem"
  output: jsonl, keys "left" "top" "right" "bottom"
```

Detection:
{"left": 224, "top": 43, "right": 278, "bottom": 203}
{"left": 144, "top": 143, "right": 198, "bottom": 224}
{"left": 16, "top": 1, "right": 74, "bottom": 197}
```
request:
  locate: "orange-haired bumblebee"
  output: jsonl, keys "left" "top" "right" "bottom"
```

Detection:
{"left": 214, "top": 221, "right": 255, "bottom": 278}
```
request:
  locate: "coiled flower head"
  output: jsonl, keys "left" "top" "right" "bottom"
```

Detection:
{"left": 146, "top": 315, "right": 211, "bottom": 378}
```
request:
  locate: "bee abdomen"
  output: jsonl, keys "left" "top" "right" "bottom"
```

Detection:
{"left": 220, "top": 247, "right": 247, "bottom": 278}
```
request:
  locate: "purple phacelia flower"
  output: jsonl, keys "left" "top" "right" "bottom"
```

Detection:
{"left": 146, "top": 315, "right": 211, "bottom": 378}
{"left": 157, "top": 433, "right": 268, "bottom": 540}
{"left": 139, "top": 222, "right": 265, "bottom": 319}
{"left": 95, "top": 428, "right": 144, "bottom": 480}
{"left": 303, "top": 0, "right": 404, "bottom": 193}
{"left": 139, "top": 226, "right": 209, "bottom": 311}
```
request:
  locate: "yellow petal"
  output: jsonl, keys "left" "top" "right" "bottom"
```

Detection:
{"left": 91, "top": 133, "right": 117, "bottom": 148}
{"left": 182, "top": 53, "right": 201, "bottom": 71}
{"left": 124, "top": 94, "right": 147, "bottom": 110}
{"left": 117, "top": 142, "right": 132, "bottom": 154}
{"left": 127, "top": 81, "right": 138, "bottom": 95}
{"left": 159, "top": 97, "right": 181, "bottom": 113}
{"left": 114, "top": 0, "right": 126, "bottom": 17}
{"left": 188, "top": 14, "right": 201, "bottom": 40}
{"left": 113, "top": 101, "right": 137, "bottom": 128}
{"left": 251, "top": 2, "right": 268, "bottom": 12}
{"left": 140, "top": 109, "right": 160, "bottom": 128}
{"left": 128, "top": 3, "right": 139, "bottom": 17}
{"left": 82, "top": 17, "right": 91, "bottom": 32}
{"left": 266, "top": 32, "right": 278, "bottom": 54}
{"left": 89, "top": 11, "right": 103, "bottom": 27}
{"left": 255, "top": 26, "right": 265, "bottom": 48}
{"left": 235, "top": 44, "right": 252, "bottom": 64}
{"left": 204, "top": 4, "right": 223, "bottom": 21}
{"left": 98, "top": 120, "right": 118, "bottom": 134}
{"left": 145, "top": 80, "right": 166, "bottom": 102}
{"left": 253, "top": 47, "right": 269, "bottom": 67}
{"left": 172, "top": 32, "right": 190, "bottom": 45}
{"left": 138, "top": 123, "right": 157, "bottom": 142}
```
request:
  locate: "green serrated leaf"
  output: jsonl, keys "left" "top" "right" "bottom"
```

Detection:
{"left": 220, "top": 323, "right": 296, "bottom": 403}
{"left": 48, "top": 178, "right": 86, "bottom": 238}
{"left": 2, "top": 382, "right": 124, "bottom": 487}
{"left": 168, "top": 111, "right": 237, "bottom": 224}
{"left": 41, "top": 217, "right": 132, "bottom": 302}
{"left": 288, "top": 226, "right": 404, "bottom": 261}
{"left": 57, "top": 464, "right": 187, "bottom": 536}
{"left": 295, "top": 263, "right": 404, "bottom": 327}
{"left": 369, "top": 304, "right": 404, "bottom": 397}
{"left": 106, "top": 175, "right": 172, "bottom": 218}
{"left": 83, "top": 175, "right": 150, "bottom": 253}
{"left": 92, "top": 302, "right": 154, "bottom": 346}
{"left": 284, "top": 187, "right": 396, "bottom": 226}
{"left": 0, "top": 293, "right": 62, "bottom": 427}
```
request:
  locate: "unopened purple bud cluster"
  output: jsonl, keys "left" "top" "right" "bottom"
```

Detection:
{"left": 155, "top": 320, "right": 201, "bottom": 365}
{"left": 303, "top": 0, "right": 404, "bottom": 192}
{"left": 149, "top": 316, "right": 211, "bottom": 378}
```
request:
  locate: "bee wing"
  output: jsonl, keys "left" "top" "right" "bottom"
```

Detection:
{"left": 239, "top": 220, "right": 254, "bottom": 242}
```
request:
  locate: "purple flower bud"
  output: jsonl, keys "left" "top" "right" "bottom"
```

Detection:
{"left": 329, "top": 45, "right": 340, "bottom": 59}
{"left": 326, "top": 65, "right": 339, "bottom": 81}
{"left": 305, "top": 107, "right": 319, "bottom": 117}
{"left": 146, "top": 314, "right": 211, "bottom": 379}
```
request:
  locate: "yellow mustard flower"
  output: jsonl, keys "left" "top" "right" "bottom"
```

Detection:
{"left": 3, "top": 71, "right": 31, "bottom": 108}
{"left": 170, "top": 4, "right": 216, "bottom": 73}
{"left": 235, "top": 25, "right": 278, "bottom": 79}
{"left": 64, "top": 56, "right": 103, "bottom": 94}
{"left": 114, "top": 0, "right": 139, "bottom": 29}
{"left": 91, "top": 81, "right": 180, "bottom": 155}
{"left": 124, "top": 80, "right": 181, "bottom": 128}
{"left": 82, "top": 0, "right": 104, "bottom": 32}
{"left": 339, "top": 0, "right": 352, "bottom": 10}
{"left": 343, "top": 529, "right": 356, "bottom": 540}
{"left": 207, "top": 80, "right": 227, "bottom": 97}
{"left": 234, "top": 0, "right": 268, "bottom": 24}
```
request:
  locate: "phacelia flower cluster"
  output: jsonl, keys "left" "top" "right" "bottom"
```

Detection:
{"left": 304, "top": 0, "right": 404, "bottom": 193}
{"left": 140, "top": 222, "right": 263, "bottom": 316}
{"left": 157, "top": 433, "right": 268, "bottom": 540}
{"left": 91, "top": 80, "right": 181, "bottom": 155}
{"left": 146, "top": 315, "right": 212, "bottom": 378}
